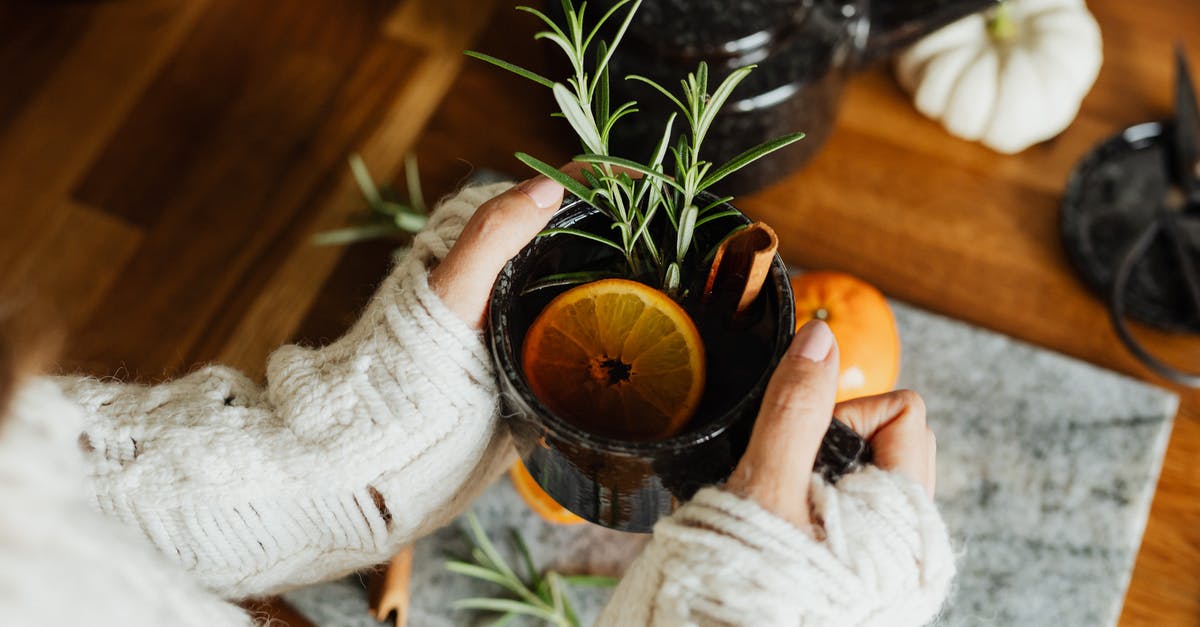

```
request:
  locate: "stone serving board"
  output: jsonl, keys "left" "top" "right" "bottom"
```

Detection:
{"left": 285, "top": 301, "right": 1179, "bottom": 627}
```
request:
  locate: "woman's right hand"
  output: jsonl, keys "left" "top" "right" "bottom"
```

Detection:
{"left": 724, "top": 319, "right": 937, "bottom": 529}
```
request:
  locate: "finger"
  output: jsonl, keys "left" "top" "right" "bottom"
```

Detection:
{"left": 835, "top": 389, "right": 932, "bottom": 492}
{"left": 833, "top": 389, "right": 925, "bottom": 440}
{"left": 455, "top": 176, "right": 565, "bottom": 272}
{"left": 430, "top": 176, "right": 564, "bottom": 328}
{"left": 725, "top": 319, "right": 839, "bottom": 527}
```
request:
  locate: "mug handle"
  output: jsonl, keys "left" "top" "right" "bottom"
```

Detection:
{"left": 813, "top": 418, "right": 872, "bottom": 483}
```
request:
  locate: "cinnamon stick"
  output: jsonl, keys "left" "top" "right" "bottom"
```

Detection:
{"left": 702, "top": 222, "right": 779, "bottom": 316}
{"left": 368, "top": 547, "right": 414, "bottom": 626}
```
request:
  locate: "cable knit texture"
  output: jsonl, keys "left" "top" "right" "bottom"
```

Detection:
{"left": 597, "top": 469, "right": 956, "bottom": 627}
{"left": 0, "top": 380, "right": 251, "bottom": 626}
{"left": 1, "top": 182, "right": 955, "bottom": 626}
{"left": 52, "top": 181, "right": 517, "bottom": 599}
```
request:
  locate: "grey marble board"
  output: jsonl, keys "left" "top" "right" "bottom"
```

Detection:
{"left": 284, "top": 301, "right": 1179, "bottom": 627}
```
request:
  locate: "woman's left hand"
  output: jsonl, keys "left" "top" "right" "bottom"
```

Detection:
{"left": 428, "top": 175, "right": 565, "bottom": 329}
{"left": 724, "top": 319, "right": 937, "bottom": 528}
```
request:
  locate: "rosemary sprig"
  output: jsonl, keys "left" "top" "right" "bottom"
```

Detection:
{"left": 468, "top": 0, "right": 804, "bottom": 298}
{"left": 312, "top": 154, "right": 428, "bottom": 249}
{"left": 446, "top": 513, "right": 617, "bottom": 627}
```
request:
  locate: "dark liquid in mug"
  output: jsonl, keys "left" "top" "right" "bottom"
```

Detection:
{"left": 512, "top": 212, "right": 781, "bottom": 443}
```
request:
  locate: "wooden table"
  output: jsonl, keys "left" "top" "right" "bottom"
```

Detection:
{"left": 0, "top": 0, "right": 1196, "bottom": 624}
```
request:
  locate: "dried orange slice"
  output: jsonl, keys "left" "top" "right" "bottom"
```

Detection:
{"left": 521, "top": 278, "right": 706, "bottom": 441}
{"left": 509, "top": 460, "right": 585, "bottom": 525}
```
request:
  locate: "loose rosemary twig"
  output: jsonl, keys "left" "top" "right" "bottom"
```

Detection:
{"left": 312, "top": 153, "right": 428, "bottom": 250}
{"left": 446, "top": 513, "right": 617, "bottom": 627}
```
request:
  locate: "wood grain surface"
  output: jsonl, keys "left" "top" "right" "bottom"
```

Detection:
{"left": 0, "top": 0, "right": 1197, "bottom": 625}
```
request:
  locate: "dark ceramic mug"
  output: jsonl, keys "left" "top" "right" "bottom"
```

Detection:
{"left": 489, "top": 193, "right": 868, "bottom": 532}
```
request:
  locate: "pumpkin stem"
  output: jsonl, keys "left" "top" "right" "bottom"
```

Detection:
{"left": 986, "top": 2, "right": 1017, "bottom": 42}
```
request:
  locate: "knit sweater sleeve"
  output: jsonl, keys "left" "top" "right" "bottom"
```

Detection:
{"left": 596, "top": 467, "right": 957, "bottom": 626}
{"left": 53, "top": 182, "right": 518, "bottom": 600}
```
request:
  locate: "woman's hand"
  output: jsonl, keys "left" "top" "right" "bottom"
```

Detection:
{"left": 724, "top": 319, "right": 937, "bottom": 528}
{"left": 428, "top": 175, "right": 566, "bottom": 329}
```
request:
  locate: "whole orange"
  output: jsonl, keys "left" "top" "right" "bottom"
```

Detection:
{"left": 791, "top": 271, "right": 900, "bottom": 402}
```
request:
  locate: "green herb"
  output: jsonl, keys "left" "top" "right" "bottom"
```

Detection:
{"left": 446, "top": 513, "right": 618, "bottom": 626}
{"left": 312, "top": 154, "right": 428, "bottom": 251}
{"left": 468, "top": 0, "right": 803, "bottom": 298}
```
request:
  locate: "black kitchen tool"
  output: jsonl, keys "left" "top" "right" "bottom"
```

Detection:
{"left": 1061, "top": 46, "right": 1200, "bottom": 386}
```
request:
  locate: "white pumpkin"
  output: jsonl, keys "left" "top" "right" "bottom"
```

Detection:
{"left": 895, "top": 0, "right": 1102, "bottom": 154}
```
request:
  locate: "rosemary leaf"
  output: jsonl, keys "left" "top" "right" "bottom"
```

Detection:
{"left": 311, "top": 224, "right": 401, "bottom": 246}
{"left": 510, "top": 528, "right": 541, "bottom": 585}
{"left": 696, "top": 65, "right": 756, "bottom": 139}
{"left": 468, "top": 515, "right": 519, "bottom": 582}
{"left": 521, "top": 271, "right": 624, "bottom": 295}
{"left": 560, "top": 575, "right": 619, "bottom": 587}
{"left": 664, "top": 262, "right": 681, "bottom": 293}
{"left": 626, "top": 74, "right": 689, "bottom": 123}
{"left": 572, "top": 154, "right": 684, "bottom": 193}
{"left": 534, "top": 31, "right": 580, "bottom": 67}
{"left": 547, "top": 572, "right": 567, "bottom": 618}
{"left": 445, "top": 560, "right": 525, "bottom": 594}
{"left": 648, "top": 113, "right": 677, "bottom": 170}
{"left": 551, "top": 574, "right": 581, "bottom": 627}
{"left": 348, "top": 154, "right": 383, "bottom": 209}
{"left": 590, "top": 0, "right": 642, "bottom": 94}
{"left": 601, "top": 101, "right": 639, "bottom": 138}
{"left": 472, "top": 548, "right": 493, "bottom": 570}
{"left": 698, "top": 195, "right": 735, "bottom": 215}
{"left": 404, "top": 153, "right": 426, "bottom": 214}
{"left": 553, "top": 83, "right": 605, "bottom": 154}
{"left": 515, "top": 152, "right": 594, "bottom": 201}
{"left": 694, "top": 208, "right": 740, "bottom": 228}
{"left": 595, "top": 41, "right": 611, "bottom": 131}
{"left": 393, "top": 211, "right": 428, "bottom": 233}
{"left": 515, "top": 5, "right": 570, "bottom": 42}
{"left": 372, "top": 201, "right": 406, "bottom": 216}
{"left": 453, "top": 598, "right": 562, "bottom": 623}
{"left": 538, "top": 228, "right": 625, "bottom": 252}
{"left": 677, "top": 204, "right": 699, "bottom": 260}
{"left": 699, "top": 132, "right": 806, "bottom": 191}
{"left": 463, "top": 51, "right": 555, "bottom": 89}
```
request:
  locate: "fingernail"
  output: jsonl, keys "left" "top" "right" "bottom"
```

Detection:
{"left": 793, "top": 319, "right": 835, "bottom": 362}
{"left": 516, "top": 175, "right": 563, "bottom": 209}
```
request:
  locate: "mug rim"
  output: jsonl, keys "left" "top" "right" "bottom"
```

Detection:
{"left": 488, "top": 192, "right": 796, "bottom": 457}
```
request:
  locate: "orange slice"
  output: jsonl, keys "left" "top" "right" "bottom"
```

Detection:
{"left": 521, "top": 278, "right": 706, "bottom": 441}
{"left": 509, "top": 460, "right": 585, "bottom": 525}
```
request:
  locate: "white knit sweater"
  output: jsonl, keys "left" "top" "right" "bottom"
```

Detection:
{"left": 0, "top": 183, "right": 955, "bottom": 626}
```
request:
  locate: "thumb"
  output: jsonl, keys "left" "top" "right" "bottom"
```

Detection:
{"left": 456, "top": 175, "right": 566, "bottom": 272}
{"left": 725, "top": 319, "right": 839, "bottom": 527}
{"left": 430, "top": 176, "right": 564, "bottom": 328}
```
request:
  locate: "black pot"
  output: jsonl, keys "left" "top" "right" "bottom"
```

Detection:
{"left": 488, "top": 192, "right": 795, "bottom": 532}
{"left": 546, "top": 0, "right": 1001, "bottom": 194}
